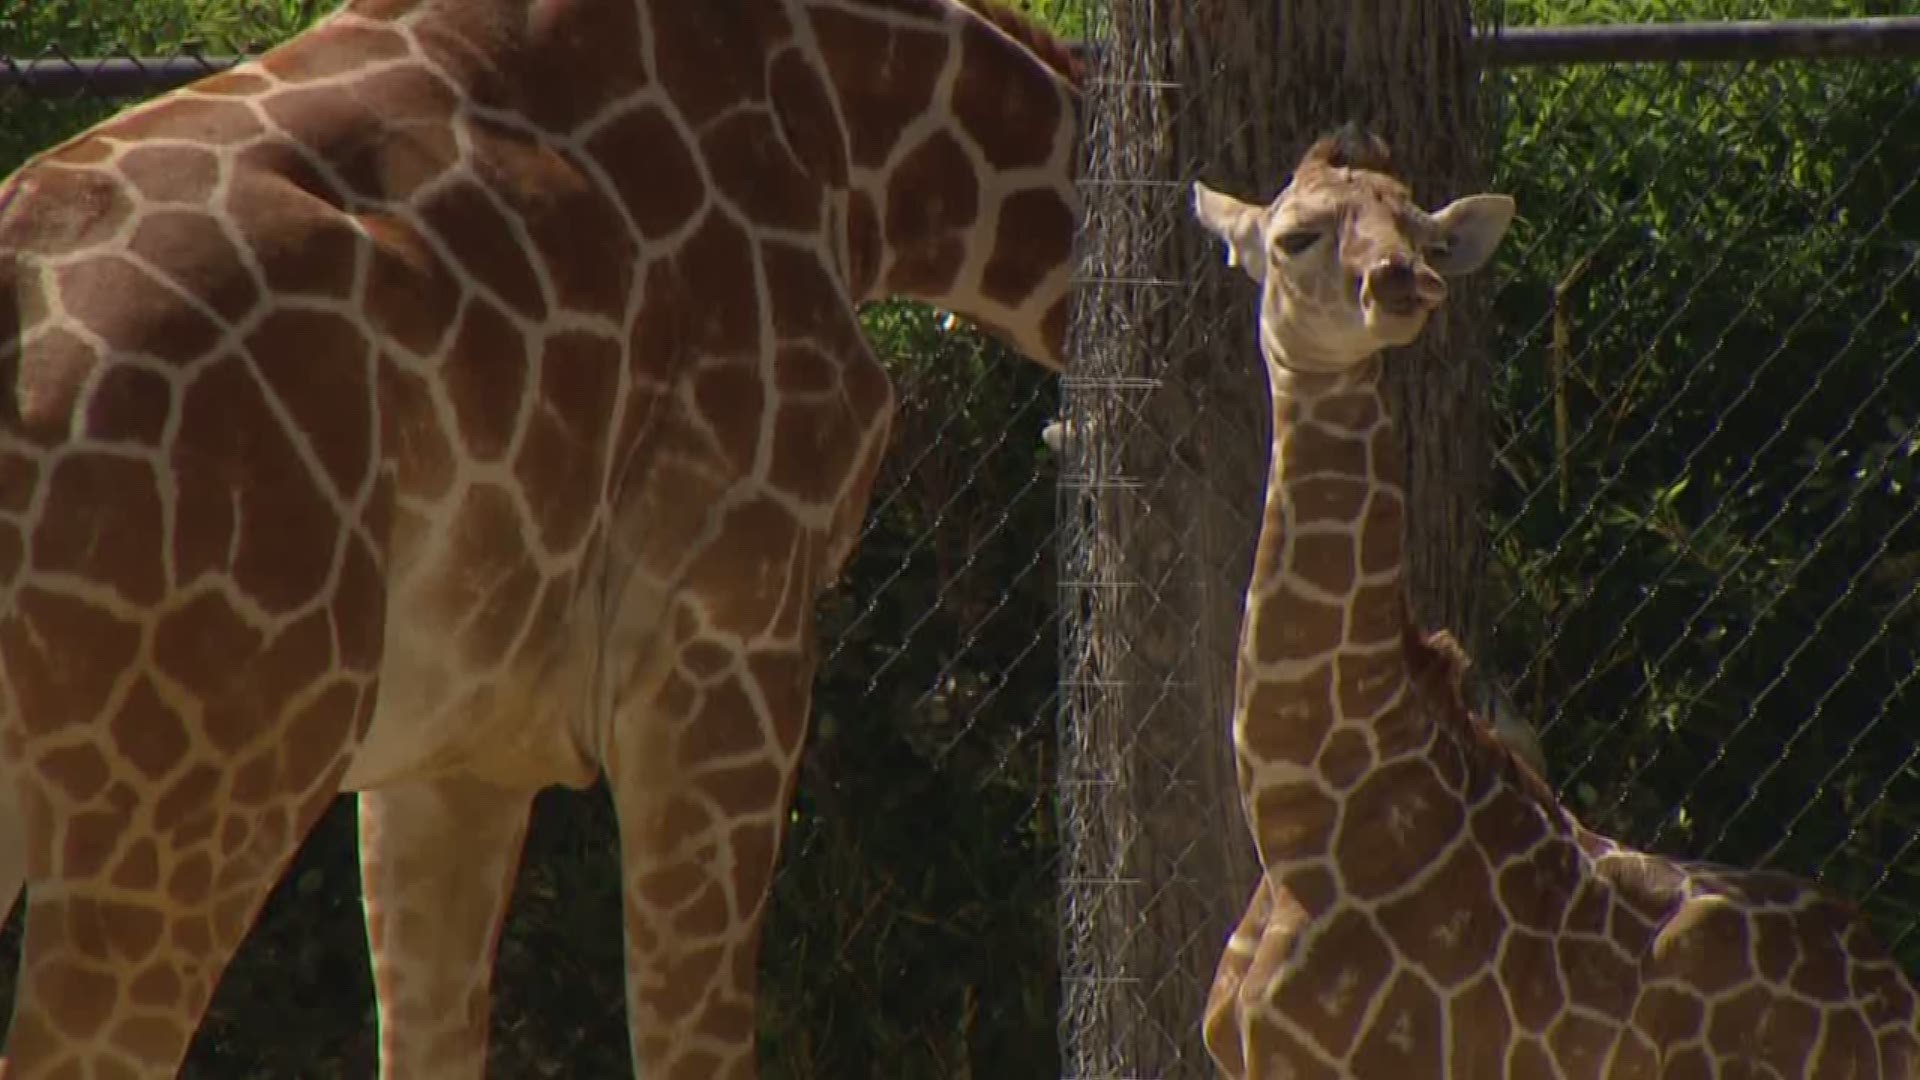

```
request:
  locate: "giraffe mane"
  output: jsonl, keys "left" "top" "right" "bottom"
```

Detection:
{"left": 951, "top": 0, "right": 1086, "bottom": 87}
{"left": 1297, "top": 124, "right": 1405, "bottom": 181}
{"left": 1403, "top": 626, "right": 1563, "bottom": 811}
{"left": 1299, "top": 123, "right": 1395, "bottom": 173}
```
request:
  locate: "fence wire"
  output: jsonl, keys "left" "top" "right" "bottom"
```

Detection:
{"left": 1483, "top": 51, "right": 1920, "bottom": 969}
{"left": 1056, "top": 6, "right": 1264, "bottom": 1077}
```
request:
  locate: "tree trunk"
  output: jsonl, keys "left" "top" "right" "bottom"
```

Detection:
{"left": 1058, "top": 1, "right": 1493, "bottom": 1076}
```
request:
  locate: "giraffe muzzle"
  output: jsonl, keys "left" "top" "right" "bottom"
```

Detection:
{"left": 1362, "top": 256, "right": 1447, "bottom": 321}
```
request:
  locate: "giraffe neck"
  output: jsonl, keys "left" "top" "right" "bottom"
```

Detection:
{"left": 1235, "top": 355, "right": 1426, "bottom": 863}
{"left": 804, "top": 0, "right": 1081, "bottom": 362}
{"left": 1236, "top": 352, "right": 1580, "bottom": 914}
{"left": 328, "top": 0, "right": 1080, "bottom": 366}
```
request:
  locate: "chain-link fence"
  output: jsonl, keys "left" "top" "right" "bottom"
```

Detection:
{"left": 1483, "top": 40, "right": 1920, "bottom": 963}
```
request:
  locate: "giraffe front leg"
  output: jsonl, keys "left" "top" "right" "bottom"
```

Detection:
{"left": 0, "top": 659, "right": 370, "bottom": 1078}
{"left": 605, "top": 636, "right": 812, "bottom": 1080}
{"left": 359, "top": 774, "right": 536, "bottom": 1080}
{"left": 0, "top": 782, "right": 26, "bottom": 927}
{"left": 1205, "top": 877, "right": 1270, "bottom": 1079}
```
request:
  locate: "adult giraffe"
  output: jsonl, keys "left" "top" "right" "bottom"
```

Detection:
{"left": 1194, "top": 129, "right": 1919, "bottom": 1077}
{"left": 0, "top": 0, "right": 1079, "bottom": 1074}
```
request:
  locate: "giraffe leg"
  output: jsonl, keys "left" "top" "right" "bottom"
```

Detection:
{"left": 0, "top": 679, "right": 367, "bottom": 1078}
{"left": 0, "top": 784, "right": 27, "bottom": 925}
{"left": 605, "top": 640, "right": 811, "bottom": 1080}
{"left": 1233, "top": 883, "right": 1341, "bottom": 1080}
{"left": 359, "top": 774, "right": 535, "bottom": 1080}
{"left": 1204, "top": 877, "right": 1269, "bottom": 1078}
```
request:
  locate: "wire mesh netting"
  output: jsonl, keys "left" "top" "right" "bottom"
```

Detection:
{"left": 1053, "top": 15, "right": 1264, "bottom": 1080}
{"left": 1483, "top": 51, "right": 1920, "bottom": 966}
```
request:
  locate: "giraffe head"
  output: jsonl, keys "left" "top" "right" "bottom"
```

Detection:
{"left": 1192, "top": 127, "right": 1515, "bottom": 370}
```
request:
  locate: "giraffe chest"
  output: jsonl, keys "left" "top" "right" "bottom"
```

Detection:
{"left": 344, "top": 309, "right": 896, "bottom": 790}
{"left": 309, "top": 81, "right": 898, "bottom": 785}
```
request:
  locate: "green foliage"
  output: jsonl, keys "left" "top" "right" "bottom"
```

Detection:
{"left": 1484, "top": 0, "right": 1920, "bottom": 966}
{"left": 2, "top": 0, "right": 318, "bottom": 54}
{"left": 1007, "top": 0, "right": 1098, "bottom": 40}
{"left": 0, "top": 0, "right": 323, "bottom": 176}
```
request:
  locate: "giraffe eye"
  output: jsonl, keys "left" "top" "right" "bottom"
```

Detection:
{"left": 1275, "top": 229, "right": 1320, "bottom": 256}
{"left": 1423, "top": 239, "right": 1453, "bottom": 261}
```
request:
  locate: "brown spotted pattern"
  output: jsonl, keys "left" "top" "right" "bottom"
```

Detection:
{"left": 0, "top": 0, "right": 1079, "bottom": 1076}
{"left": 1198, "top": 136, "right": 1920, "bottom": 1078}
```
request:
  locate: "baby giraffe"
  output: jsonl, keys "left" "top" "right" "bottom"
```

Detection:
{"left": 1193, "top": 128, "right": 1919, "bottom": 1078}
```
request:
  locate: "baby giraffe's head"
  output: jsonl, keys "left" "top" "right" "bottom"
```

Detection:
{"left": 1193, "top": 127, "right": 1515, "bottom": 371}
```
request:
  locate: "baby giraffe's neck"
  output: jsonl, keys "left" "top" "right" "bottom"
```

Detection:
{"left": 1234, "top": 352, "right": 1426, "bottom": 865}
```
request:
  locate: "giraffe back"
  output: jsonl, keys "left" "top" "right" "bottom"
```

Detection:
{"left": 1223, "top": 629, "right": 1920, "bottom": 1076}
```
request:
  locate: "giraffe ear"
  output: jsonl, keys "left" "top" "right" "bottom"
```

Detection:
{"left": 1192, "top": 181, "right": 1267, "bottom": 281}
{"left": 1426, "top": 194, "right": 1516, "bottom": 277}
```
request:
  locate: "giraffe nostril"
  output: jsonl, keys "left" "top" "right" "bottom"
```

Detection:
{"left": 1364, "top": 256, "right": 1422, "bottom": 310}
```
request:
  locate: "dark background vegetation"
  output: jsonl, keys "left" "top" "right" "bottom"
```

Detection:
{"left": 1, "top": 0, "right": 1915, "bottom": 1074}
{"left": 1484, "top": 0, "right": 1920, "bottom": 972}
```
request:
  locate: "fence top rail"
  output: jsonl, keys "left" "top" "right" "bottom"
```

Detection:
{"left": 3, "top": 16, "right": 1919, "bottom": 102}
{"left": 1484, "top": 16, "right": 1920, "bottom": 66}
{"left": 0, "top": 54, "right": 240, "bottom": 100}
